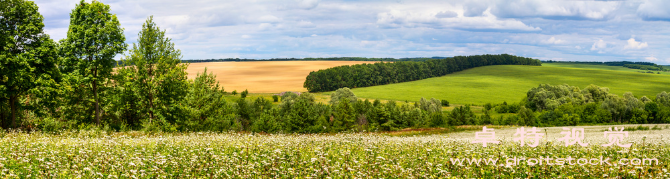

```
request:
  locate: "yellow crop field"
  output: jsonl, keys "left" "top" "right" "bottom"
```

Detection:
{"left": 185, "top": 61, "right": 374, "bottom": 93}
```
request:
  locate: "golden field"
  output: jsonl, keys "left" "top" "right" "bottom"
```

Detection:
{"left": 185, "top": 61, "right": 374, "bottom": 93}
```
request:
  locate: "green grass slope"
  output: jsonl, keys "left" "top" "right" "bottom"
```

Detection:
{"left": 350, "top": 65, "right": 670, "bottom": 105}
{"left": 543, "top": 63, "right": 670, "bottom": 74}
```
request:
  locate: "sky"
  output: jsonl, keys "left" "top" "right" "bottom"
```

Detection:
{"left": 33, "top": 0, "right": 670, "bottom": 64}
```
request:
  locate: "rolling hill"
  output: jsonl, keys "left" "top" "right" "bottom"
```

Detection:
{"left": 348, "top": 64, "right": 670, "bottom": 105}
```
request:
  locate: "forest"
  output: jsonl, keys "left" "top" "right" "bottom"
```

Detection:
{"left": 304, "top": 54, "right": 542, "bottom": 92}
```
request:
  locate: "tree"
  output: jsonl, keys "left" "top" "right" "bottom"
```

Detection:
{"left": 240, "top": 89, "right": 249, "bottom": 98}
{"left": 332, "top": 98, "right": 356, "bottom": 132}
{"left": 0, "top": 0, "right": 60, "bottom": 128}
{"left": 59, "top": 0, "right": 126, "bottom": 125}
{"left": 330, "top": 87, "right": 357, "bottom": 106}
{"left": 117, "top": 16, "right": 188, "bottom": 125}
{"left": 179, "top": 68, "right": 237, "bottom": 132}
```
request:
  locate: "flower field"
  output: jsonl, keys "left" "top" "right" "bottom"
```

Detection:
{"left": 0, "top": 125, "right": 668, "bottom": 178}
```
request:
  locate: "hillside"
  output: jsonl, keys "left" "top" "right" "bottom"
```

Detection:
{"left": 348, "top": 65, "right": 670, "bottom": 105}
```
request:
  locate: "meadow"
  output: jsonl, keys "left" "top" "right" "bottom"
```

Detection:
{"left": 543, "top": 63, "right": 670, "bottom": 74}
{"left": 349, "top": 65, "right": 670, "bottom": 105}
{"left": 185, "top": 61, "right": 375, "bottom": 93}
{"left": 1, "top": 124, "right": 668, "bottom": 178}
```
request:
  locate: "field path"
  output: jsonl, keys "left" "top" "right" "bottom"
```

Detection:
{"left": 186, "top": 61, "right": 373, "bottom": 93}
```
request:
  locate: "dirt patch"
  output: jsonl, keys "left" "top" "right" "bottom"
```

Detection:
{"left": 185, "top": 61, "right": 375, "bottom": 93}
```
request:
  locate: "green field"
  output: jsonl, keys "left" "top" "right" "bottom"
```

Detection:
{"left": 543, "top": 63, "right": 670, "bottom": 74}
{"left": 350, "top": 64, "right": 670, "bottom": 105}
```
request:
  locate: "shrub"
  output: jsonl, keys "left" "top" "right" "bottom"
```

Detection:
{"left": 440, "top": 99, "right": 450, "bottom": 107}
{"left": 241, "top": 89, "right": 249, "bottom": 98}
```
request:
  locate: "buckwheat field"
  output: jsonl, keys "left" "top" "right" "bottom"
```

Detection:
{"left": 0, "top": 125, "right": 668, "bottom": 178}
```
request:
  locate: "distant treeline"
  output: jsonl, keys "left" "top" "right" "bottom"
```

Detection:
{"left": 623, "top": 64, "right": 665, "bottom": 71}
{"left": 543, "top": 60, "right": 657, "bottom": 66}
{"left": 114, "top": 57, "right": 451, "bottom": 67}
{"left": 543, "top": 60, "right": 666, "bottom": 71}
{"left": 304, "top": 54, "right": 542, "bottom": 92}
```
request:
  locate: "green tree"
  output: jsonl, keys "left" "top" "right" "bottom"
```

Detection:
{"left": 330, "top": 87, "right": 357, "bottom": 106}
{"left": 116, "top": 16, "right": 188, "bottom": 125}
{"left": 59, "top": 0, "right": 126, "bottom": 125}
{"left": 179, "top": 68, "right": 237, "bottom": 132}
{"left": 332, "top": 98, "right": 355, "bottom": 132}
{"left": 0, "top": 0, "right": 60, "bottom": 128}
{"left": 240, "top": 89, "right": 249, "bottom": 98}
{"left": 517, "top": 106, "right": 536, "bottom": 126}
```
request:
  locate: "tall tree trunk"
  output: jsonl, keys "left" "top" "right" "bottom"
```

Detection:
{"left": 93, "top": 66, "right": 100, "bottom": 126}
{"left": 9, "top": 95, "right": 17, "bottom": 128}
{"left": 148, "top": 65, "right": 154, "bottom": 124}
{"left": 94, "top": 81, "right": 100, "bottom": 125}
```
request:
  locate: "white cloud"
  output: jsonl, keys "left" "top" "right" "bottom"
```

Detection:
{"left": 591, "top": 39, "right": 607, "bottom": 51}
{"left": 542, "top": 37, "right": 564, "bottom": 44}
{"left": 297, "top": 0, "right": 320, "bottom": 10}
{"left": 637, "top": 0, "right": 670, "bottom": 21}
{"left": 435, "top": 11, "right": 458, "bottom": 18}
{"left": 492, "top": 1, "right": 620, "bottom": 20}
{"left": 376, "top": 9, "right": 540, "bottom": 31}
{"left": 296, "top": 20, "right": 316, "bottom": 28}
{"left": 646, "top": 56, "right": 658, "bottom": 61}
{"left": 259, "top": 23, "right": 274, "bottom": 30}
{"left": 624, "top": 38, "right": 648, "bottom": 49}
{"left": 463, "top": 1, "right": 489, "bottom": 17}
{"left": 29, "top": 0, "right": 670, "bottom": 64}
{"left": 257, "top": 15, "right": 282, "bottom": 23}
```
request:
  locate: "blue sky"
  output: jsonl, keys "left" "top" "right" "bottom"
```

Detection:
{"left": 34, "top": 0, "right": 670, "bottom": 64}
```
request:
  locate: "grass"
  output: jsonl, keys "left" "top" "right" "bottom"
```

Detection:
{"left": 350, "top": 64, "right": 670, "bottom": 105}
{"left": 543, "top": 63, "right": 670, "bottom": 74}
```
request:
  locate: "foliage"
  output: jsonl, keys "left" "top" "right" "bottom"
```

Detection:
{"left": 305, "top": 54, "right": 542, "bottom": 92}
{"left": 0, "top": 0, "right": 60, "bottom": 128}
{"left": 240, "top": 89, "right": 249, "bottom": 98}
{"left": 177, "top": 68, "right": 237, "bottom": 132}
{"left": 113, "top": 16, "right": 188, "bottom": 128}
{"left": 58, "top": 0, "right": 126, "bottom": 125}
{"left": 440, "top": 99, "right": 450, "bottom": 107}
{"left": 329, "top": 87, "right": 357, "bottom": 106}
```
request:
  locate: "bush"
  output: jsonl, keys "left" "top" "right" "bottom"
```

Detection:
{"left": 232, "top": 90, "right": 238, "bottom": 96}
{"left": 484, "top": 103, "right": 493, "bottom": 111}
{"left": 240, "top": 89, "right": 249, "bottom": 98}
{"left": 272, "top": 95, "right": 279, "bottom": 102}
{"left": 495, "top": 104, "right": 508, "bottom": 113}
{"left": 440, "top": 99, "right": 450, "bottom": 107}
{"left": 330, "top": 87, "right": 357, "bottom": 106}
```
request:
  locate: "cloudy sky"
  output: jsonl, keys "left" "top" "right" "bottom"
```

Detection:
{"left": 33, "top": 0, "right": 670, "bottom": 64}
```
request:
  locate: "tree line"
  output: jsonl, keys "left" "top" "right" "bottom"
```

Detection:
{"left": 304, "top": 54, "right": 542, "bottom": 92}
{"left": 171, "top": 57, "right": 447, "bottom": 66}
{"left": 476, "top": 84, "right": 670, "bottom": 127}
